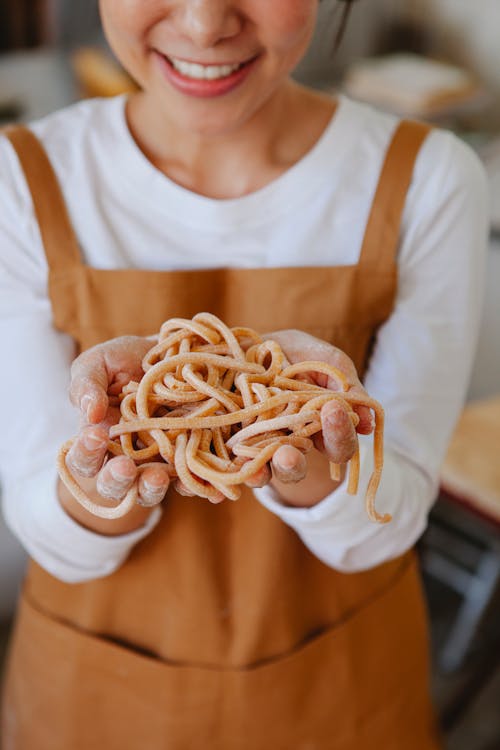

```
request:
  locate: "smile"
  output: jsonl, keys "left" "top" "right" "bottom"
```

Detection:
{"left": 168, "top": 57, "right": 244, "bottom": 81}
{"left": 155, "top": 51, "right": 259, "bottom": 98}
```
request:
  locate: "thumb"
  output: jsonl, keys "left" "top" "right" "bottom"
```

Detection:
{"left": 69, "top": 336, "right": 152, "bottom": 423}
{"left": 69, "top": 352, "right": 110, "bottom": 424}
{"left": 318, "top": 400, "right": 357, "bottom": 464}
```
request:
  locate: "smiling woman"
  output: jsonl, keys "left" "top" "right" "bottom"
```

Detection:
{"left": 100, "top": 0, "right": 322, "bottom": 141}
{"left": 0, "top": 0, "right": 489, "bottom": 748}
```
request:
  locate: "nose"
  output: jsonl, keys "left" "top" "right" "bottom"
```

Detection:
{"left": 177, "top": 0, "right": 242, "bottom": 49}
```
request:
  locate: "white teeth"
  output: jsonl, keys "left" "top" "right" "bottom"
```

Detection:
{"left": 169, "top": 58, "right": 241, "bottom": 80}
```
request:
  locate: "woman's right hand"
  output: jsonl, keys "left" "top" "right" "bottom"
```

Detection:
{"left": 60, "top": 336, "right": 171, "bottom": 535}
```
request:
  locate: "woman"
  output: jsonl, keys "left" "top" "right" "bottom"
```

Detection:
{"left": 0, "top": 1, "right": 489, "bottom": 747}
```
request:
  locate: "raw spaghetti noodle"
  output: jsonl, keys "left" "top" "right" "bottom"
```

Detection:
{"left": 57, "top": 313, "right": 390, "bottom": 523}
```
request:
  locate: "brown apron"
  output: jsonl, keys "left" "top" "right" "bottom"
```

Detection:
{"left": 1, "top": 120, "right": 443, "bottom": 749}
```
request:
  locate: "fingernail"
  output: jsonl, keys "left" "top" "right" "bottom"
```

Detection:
{"left": 109, "top": 463, "right": 134, "bottom": 485}
{"left": 138, "top": 480, "right": 165, "bottom": 507}
{"left": 142, "top": 479, "right": 166, "bottom": 498}
{"left": 142, "top": 478, "right": 160, "bottom": 492}
{"left": 137, "top": 495, "right": 162, "bottom": 508}
{"left": 275, "top": 447, "right": 298, "bottom": 470}
{"left": 81, "top": 395, "right": 93, "bottom": 420}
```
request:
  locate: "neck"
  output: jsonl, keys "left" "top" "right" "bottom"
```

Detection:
{"left": 126, "top": 81, "right": 336, "bottom": 199}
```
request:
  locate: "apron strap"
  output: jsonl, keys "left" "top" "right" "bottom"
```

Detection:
{"left": 358, "top": 119, "right": 432, "bottom": 269}
{"left": 2, "top": 119, "right": 431, "bottom": 275}
{"left": 2, "top": 124, "right": 82, "bottom": 271}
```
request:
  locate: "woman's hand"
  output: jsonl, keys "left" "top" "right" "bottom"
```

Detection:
{"left": 251, "top": 330, "right": 374, "bottom": 508}
{"left": 60, "top": 329, "right": 373, "bottom": 525}
{"left": 60, "top": 336, "right": 170, "bottom": 535}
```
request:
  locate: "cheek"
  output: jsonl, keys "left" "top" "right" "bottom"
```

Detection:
{"left": 99, "top": 0, "right": 159, "bottom": 43}
{"left": 269, "top": 0, "right": 318, "bottom": 28}
{"left": 260, "top": 0, "right": 318, "bottom": 55}
{"left": 99, "top": 1, "right": 154, "bottom": 85}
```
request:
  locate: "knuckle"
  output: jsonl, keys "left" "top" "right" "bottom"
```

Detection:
{"left": 96, "top": 476, "right": 125, "bottom": 500}
{"left": 138, "top": 481, "right": 167, "bottom": 507}
{"left": 66, "top": 451, "right": 99, "bottom": 478}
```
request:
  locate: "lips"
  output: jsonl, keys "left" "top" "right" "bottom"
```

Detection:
{"left": 154, "top": 51, "right": 259, "bottom": 98}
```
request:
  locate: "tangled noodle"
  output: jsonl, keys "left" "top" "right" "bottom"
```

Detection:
{"left": 57, "top": 313, "right": 390, "bottom": 524}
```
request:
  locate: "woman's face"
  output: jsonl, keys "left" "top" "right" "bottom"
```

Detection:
{"left": 99, "top": 0, "right": 319, "bottom": 136}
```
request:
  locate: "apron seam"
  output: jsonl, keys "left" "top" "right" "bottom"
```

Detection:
{"left": 22, "top": 552, "right": 413, "bottom": 673}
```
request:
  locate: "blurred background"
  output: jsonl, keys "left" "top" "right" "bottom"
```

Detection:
{"left": 1, "top": 1, "right": 500, "bottom": 748}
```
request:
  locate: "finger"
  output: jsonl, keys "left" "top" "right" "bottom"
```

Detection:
{"left": 66, "top": 425, "right": 109, "bottom": 478}
{"left": 312, "top": 430, "right": 326, "bottom": 454}
{"left": 347, "top": 384, "right": 374, "bottom": 434}
{"left": 319, "top": 400, "right": 357, "bottom": 464}
{"left": 354, "top": 404, "right": 374, "bottom": 435}
{"left": 108, "top": 370, "right": 137, "bottom": 397}
{"left": 96, "top": 456, "right": 137, "bottom": 501}
{"left": 244, "top": 462, "right": 272, "bottom": 489}
{"left": 94, "top": 405, "right": 123, "bottom": 431}
{"left": 70, "top": 353, "right": 110, "bottom": 424}
{"left": 137, "top": 465, "right": 170, "bottom": 507}
{"left": 271, "top": 445, "right": 307, "bottom": 484}
{"left": 174, "top": 479, "right": 196, "bottom": 497}
{"left": 207, "top": 490, "right": 226, "bottom": 505}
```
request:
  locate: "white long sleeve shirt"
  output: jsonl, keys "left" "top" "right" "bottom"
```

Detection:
{"left": 0, "top": 94, "right": 489, "bottom": 582}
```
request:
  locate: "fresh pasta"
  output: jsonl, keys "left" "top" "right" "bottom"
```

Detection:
{"left": 57, "top": 313, "right": 390, "bottom": 523}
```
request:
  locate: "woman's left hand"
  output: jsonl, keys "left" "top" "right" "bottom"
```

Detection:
{"left": 245, "top": 330, "right": 374, "bottom": 508}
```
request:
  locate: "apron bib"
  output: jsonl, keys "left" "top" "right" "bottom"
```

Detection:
{"left": 1, "top": 120, "right": 443, "bottom": 749}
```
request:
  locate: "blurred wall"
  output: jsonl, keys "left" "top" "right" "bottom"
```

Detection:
{"left": 0, "top": 0, "right": 50, "bottom": 51}
{"left": 468, "top": 237, "right": 500, "bottom": 401}
{"left": 294, "top": 0, "right": 393, "bottom": 88}
{"left": 0, "top": 514, "right": 26, "bottom": 620}
{"left": 53, "top": 0, "right": 101, "bottom": 47}
{"left": 397, "top": 0, "right": 500, "bottom": 93}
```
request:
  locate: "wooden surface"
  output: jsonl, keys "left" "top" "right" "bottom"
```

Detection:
{"left": 441, "top": 396, "right": 500, "bottom": 523}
